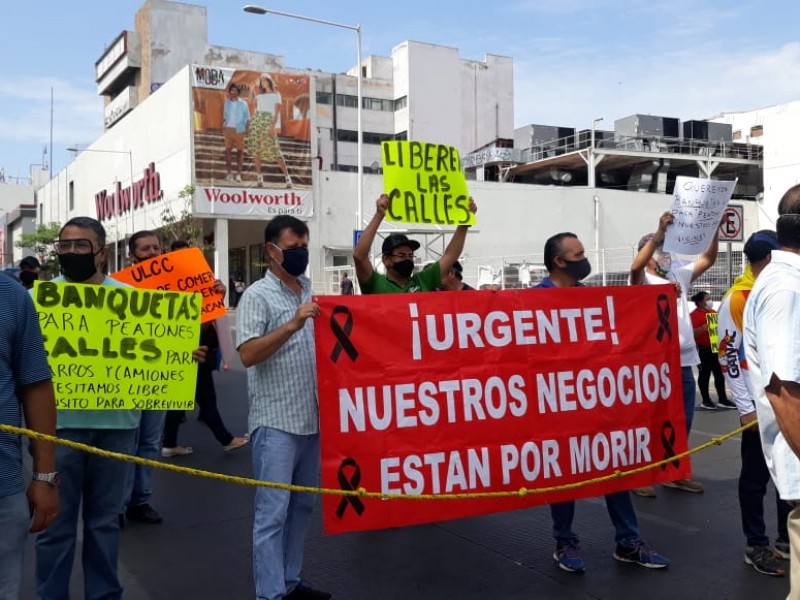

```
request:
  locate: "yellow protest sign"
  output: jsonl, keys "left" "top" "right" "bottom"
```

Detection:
{"left": 381, "top": 140, "right": 476, "bottom": 225}
{"left": 707, "top": 312, "right": 719, "bottom": 354}
{"left": 33, "top": 281, "right": 201, "bottom": 410}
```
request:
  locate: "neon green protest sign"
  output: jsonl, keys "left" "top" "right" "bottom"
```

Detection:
{"left": 381, "top": 140, "right": 476, "bottom": 226}
{"left": 33, "top": 281, "right": 201, "bottom": 410}
{"left": 707, "top": 312, "right": 719, "bottom": 354}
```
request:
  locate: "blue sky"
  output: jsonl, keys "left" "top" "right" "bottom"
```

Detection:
{"left": 2, "top": 0, "right": 800, "bottom": 182}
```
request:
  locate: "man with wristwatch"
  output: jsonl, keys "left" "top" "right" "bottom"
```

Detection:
{"left": 0, "top": 270, "right": 59, "bottom": 598}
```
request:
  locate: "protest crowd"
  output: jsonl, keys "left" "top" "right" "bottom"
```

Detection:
{"left": 3, "top": 171, "right": 800, "bottom": 600}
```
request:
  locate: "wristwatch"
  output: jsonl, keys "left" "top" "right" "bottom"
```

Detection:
{"left": 32, "top": 472, "right": 60, "bottom": 486}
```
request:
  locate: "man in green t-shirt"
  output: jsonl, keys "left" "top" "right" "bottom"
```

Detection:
{"left": 354, "top": 194, "right": 477, "bottom": 294}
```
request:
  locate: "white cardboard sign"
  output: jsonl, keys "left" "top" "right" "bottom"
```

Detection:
{"left": 664, "top": 176, "right": 737, "bottom": 254}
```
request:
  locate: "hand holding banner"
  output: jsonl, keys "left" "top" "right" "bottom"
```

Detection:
{"left": 112, "top": 247, "right": 226, "bottom": 323}
{"left": 381, "top": 140, "right": 476, "bottom": 226}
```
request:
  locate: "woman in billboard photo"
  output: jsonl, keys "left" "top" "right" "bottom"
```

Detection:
{"left": 246, "top": 73, "right": 293, "bottom": 188}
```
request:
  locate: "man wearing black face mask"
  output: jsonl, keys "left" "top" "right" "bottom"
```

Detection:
{"left": 354, "top": 194, "right": 478, "bottom": 294}
{"left": 534, "top": 232, "right": 592, "bottom": 289}
{"left": 533, "top": 232, "right": 670, "bottom": 574}
{"left": 236, "top": 215, "right": 331, "bottom": 600}
{"left": 36, "top": 217, "right": 140, "bottom": 598}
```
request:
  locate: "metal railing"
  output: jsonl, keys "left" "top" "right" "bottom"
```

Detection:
{"left": 518, "top": 133, "right": 763, "bottom": 164}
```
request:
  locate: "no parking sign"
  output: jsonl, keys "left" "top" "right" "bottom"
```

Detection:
{"left": 718, "top": 204, "right": 744, "bottom": 242}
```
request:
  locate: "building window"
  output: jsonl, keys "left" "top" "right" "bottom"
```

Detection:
{"left": 336, "top": 129, "right": 359, "bottom": 143}
{"left": 732, "top": 130, "right": 742, "bottom": 141}
{"left": 336, "top": 94, "right": 358, "bottom": 108}
{"left": 362, "top": 131, "right": 393, "bottom": 145}
{"left": 316, "top": 91, "right": 332, "bottom": 105}
{"left": 69, "top": 181, "right": 75, "bottom": 211}
{"left": 750, "top": 125, "right": 764, "bottom": 137}
{"left": 394, "top": 96, "right": 408, "bottom": 110}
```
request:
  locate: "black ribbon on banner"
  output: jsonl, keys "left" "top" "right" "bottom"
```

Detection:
{"left": 329, "top": 306, "right": 358, "bottom": 363}
{"left": 656, "top": 294, "right": 672, "bottom": 342}
{"left": 336, "top": 457, "right": 366, "bottom": 518}
{"left": 660, "top": 421, "right": 680, "bottom": 470}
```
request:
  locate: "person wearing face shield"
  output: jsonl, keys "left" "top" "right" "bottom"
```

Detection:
{"left": 353, "top": 194, "right": 478, "bottom": 294}
{"left": 235, "top": 216, "right": 331, "bottom": 600}
{"left": 690, "top": 290, "right": 734, "bottom": 411}
{"left": 533, "top": 233, "right": 670, "bottom": 574}
{"left": 630, "top": 211, "right": 721, "bottom": 497}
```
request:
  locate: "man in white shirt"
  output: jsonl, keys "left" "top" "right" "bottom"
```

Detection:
{"left": 718, "top": 230, "right": 789, "bottom": 576}
{"left": 630, "top": 211, "right": 720, "bottom": 495}
{"left": 745, "top": 184, "right": 800, "bottom": 598}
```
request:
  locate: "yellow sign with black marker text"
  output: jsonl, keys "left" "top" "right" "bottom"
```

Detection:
{"left": 32, "top": 281, "right": 201, "bottom": 410}
{"left": 381, "top": 140, "right": 476, "bottom": 226}
{"left": 707, "top": 312, "right": 719, "bottom": 354}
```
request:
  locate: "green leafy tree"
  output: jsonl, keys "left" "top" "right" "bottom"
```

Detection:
{"left": 15, "top": 222, "right": 61, "bottom": 276}
{"left": 159, "top": 185, "right": 212, "bottom": 249}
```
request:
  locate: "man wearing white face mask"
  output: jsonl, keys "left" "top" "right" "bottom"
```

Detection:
{"left": 690, "top": 290, "right": 734, "bottom": 410}
{"left": 630, "top": 211, "right": 721, "bottom": 496}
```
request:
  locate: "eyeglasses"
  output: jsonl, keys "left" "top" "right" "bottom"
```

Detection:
{"left": 54, "top": 239, "right": 94, "bottom": 254}
{"left": 390, "top": 253, "right": 415, "bottom": 260}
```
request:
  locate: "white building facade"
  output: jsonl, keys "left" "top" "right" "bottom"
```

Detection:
{"left": 714, "top": 102, "right": 800, "bottom": 227}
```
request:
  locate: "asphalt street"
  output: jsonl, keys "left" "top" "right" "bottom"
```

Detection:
{"left": 20, "top": 359, "right": 791, "bottom": 600}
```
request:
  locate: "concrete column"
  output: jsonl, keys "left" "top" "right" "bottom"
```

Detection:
{"left": 214, "top": 217, "right": 230, "bottom": 306}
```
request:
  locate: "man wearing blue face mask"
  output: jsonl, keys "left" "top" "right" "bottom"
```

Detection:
{"left": 236, "top": 216, "right": 331, "bottom": 600}
{"left": 533, "top": 232, "right": 670, "bottom": 574}
{"left": 630, "top": 211, "right": 720, "bottom": 496}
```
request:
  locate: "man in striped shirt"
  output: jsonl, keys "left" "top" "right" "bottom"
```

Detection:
{"left": 236, "top": 216, "right": 330, "bottom": 600}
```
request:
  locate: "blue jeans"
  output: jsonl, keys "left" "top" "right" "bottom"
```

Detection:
{"left": 36, "top": 428, "right": 137, "bottom": 600}
{"left": 551, "top": 491, "right": 640, "bottom": 546}
{"left": 0, "top": 492, "right": 29, "bottom": 599}
{"left": 252, "top": 426, "right": 320, "bottom": 600}
{"left": 125, "top": 410, "right": 166, "bottom": 508}
{"left": 682, "top": 366, "right": 696, "bottom": 435}
{"left": 739, "top": 428, "right": 792, "bottom": 547}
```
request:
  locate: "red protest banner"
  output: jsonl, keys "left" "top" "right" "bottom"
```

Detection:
{"left": 112, "top": 248, "right": 225, "bottom": 323}
{"left": 315, "top": 285, "right": 689, "bottom": 534}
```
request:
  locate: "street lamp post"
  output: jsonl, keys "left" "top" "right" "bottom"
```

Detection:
{"left": 67, "top": 146, "right": 135, "bottom": 271}
{"left": 243, "top": 4, "right": 363, "bottom": 230}
{"left": 588, "top": 117, "right": 604, "bottom": 189}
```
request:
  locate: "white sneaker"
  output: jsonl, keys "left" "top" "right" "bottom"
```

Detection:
{"left": 256, "top": 175, "right": 263, "bottom": 187}
{"left": 286, "top": 175, "right": 293, "bottom": 189}
{"left": 161, "top": 446, "right": 193, "bottom": 458}
{"left": 235, "top": 173, "right": 242, "bottom": 182}
{"left": 225, "top": 172, "right": 234, "bottom": 181}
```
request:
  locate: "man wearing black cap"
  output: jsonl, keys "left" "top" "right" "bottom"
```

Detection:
{"left": 353, "top": 194, "right": 477, "bottom": 294}
{"left": 717, "top": 229, "right": 790, "bottom": 577}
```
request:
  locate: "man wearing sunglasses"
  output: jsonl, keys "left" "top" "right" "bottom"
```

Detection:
{"left": 354, "top": 194, "right": 477, "bottom": 294}
{"left": 35, "top": 217, "right": 207, "bottom": 599}
{"left": 35, "top": 217, "right": 140, "bottom": 599}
